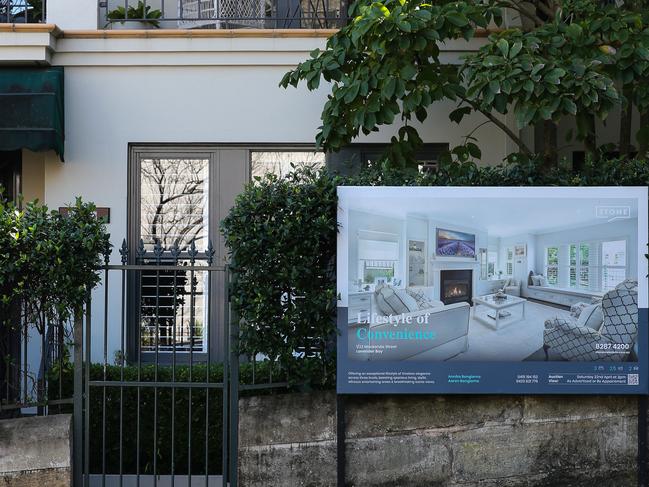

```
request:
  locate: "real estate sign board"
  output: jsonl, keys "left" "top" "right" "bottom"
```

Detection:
{"left": 336, "top": 186, "right": 649, "bottom": 394}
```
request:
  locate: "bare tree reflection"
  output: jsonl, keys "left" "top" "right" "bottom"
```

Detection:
{"left": 138, "top": 159, "right": 208, "bottom": 354}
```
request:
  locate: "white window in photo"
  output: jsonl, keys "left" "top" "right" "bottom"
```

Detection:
{"left": 546, "top": 246, "right": 559, "bottom": 285}
{"left": 506, "top": 247, "right": 514, "bottom": 276}
{"left": 358, "top": 238, "right": 399, "bottom": 285}
{"left": 601, "top": 239, "right": 627, "bottom": 291}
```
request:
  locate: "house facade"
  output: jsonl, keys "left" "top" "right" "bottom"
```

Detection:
{"left": 0, "top": 0, "right": 642, "bottom": 369}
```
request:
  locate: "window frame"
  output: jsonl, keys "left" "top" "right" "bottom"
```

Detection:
{"left": 128, "top": 145, "right": 219, "bottom": 364}
{"left": 600, "top": 239, "right": 628, "bottom": 292}
{"left": 543, "top": 238, "right": 628, "bottom": 292}
{"left": 545, "top": 246, "right": 559, "bottom": 285}
{"left": 505, "top": 247, "right": 514, "bottom": 277}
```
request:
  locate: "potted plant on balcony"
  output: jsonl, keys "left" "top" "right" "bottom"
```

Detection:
{"left": 106, "top": 1, "right": 162, "bottom": 29}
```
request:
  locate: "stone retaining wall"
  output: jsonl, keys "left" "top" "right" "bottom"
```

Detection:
{"left": 239, "top": 392, "right": 641, "bottom": 486}
{"left": 0, "top": 415, "right": 72, "bottom": 487}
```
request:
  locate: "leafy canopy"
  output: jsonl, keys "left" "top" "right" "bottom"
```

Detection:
{"left": 282, "top": 0, "right": 649, "bottom": 167}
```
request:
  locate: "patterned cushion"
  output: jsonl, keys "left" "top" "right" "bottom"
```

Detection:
{"left": 531, "top": 276, "right": 541, "bottom": 286}
{"left": 375, "top": 285, "right": 418, "bottom": 316}
{"left": 576, "top": 303, "right": 603, "bottom": 331}
{"left": 537, "top": 276, "right": 548, "bottom": 287}
{"left": 405, "top": 288, "right": 442, "bottom": 310}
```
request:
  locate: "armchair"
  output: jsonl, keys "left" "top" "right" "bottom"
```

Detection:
{"left": 543, "top": 280, "right": 638, "bottom": 362}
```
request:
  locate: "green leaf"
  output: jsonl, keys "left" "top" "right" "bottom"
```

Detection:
{"left": 449, "top": 106, "right": 471, "bottom": 123}
{"left": 509, "top": 41, "right": 523, "bottom": 59}
{"left": 497, "top": 38, "right": 509, "bottom": 58}
{"left": 563, "top": 99, "right": 577, "bottom": 115}
{"left": 466, "top": 142, "right": 482, "bottom": 158}
{"left": 446, "top": 12, "right": 469, "bottom": 27}
{"left": 515, "top": 105, "right": 536, "bottom": 128}
{"left": 383, "top": 77, "right": 397, "bottom": 99}
{"left": 400, "top": 64, "right": 418, "bottom": 80}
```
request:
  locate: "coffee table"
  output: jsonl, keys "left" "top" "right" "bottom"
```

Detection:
{"left": 472, "top": 293, "right": 526, "bottom": 330}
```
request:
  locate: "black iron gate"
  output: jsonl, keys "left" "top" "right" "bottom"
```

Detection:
{"left": 72, "top": 240, "right": 239, "bottom": 487}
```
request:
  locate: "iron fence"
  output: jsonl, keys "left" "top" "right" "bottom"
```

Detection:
{"left": 70, "top": 239, "right": 237, "bottom": 487}
{"left": 0, "top": 0, "right": 45, "bottom": 22}
{"left": 1, "top": 237, "right": 296, "bottom": 487}
{"left": 0, "top": 300, "right": 73, "bottom": 418}
{"left": 99, "top": 0, "right": 346, "bottom": 29}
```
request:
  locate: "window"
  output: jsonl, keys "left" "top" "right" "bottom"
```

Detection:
{"left": 129, "top": 146, "right": 321, "bottom": 357}
{"left": 578, "top": 243, "right": 590, "bottom": 289}
{"left": 601, "top": 240, "right": 627, "bottom": 291}
{"left": 138, "top": 157, "right": 210, "bottom": 354}
{"left": 546, "top": 246, "right": 559, "bottom": 285}
{"left": 506, "top": 247, "right": 514, "bottom": 277}
{"left": 358, "top": 238, "right": 399, "bottom": 285}
{"left": 251, "top": 151, "right": 325, "bottom": 180}
{"left": 569, "top": 244, "right": 577, "bottom": 287}
{"left": 545, "top": 239, "right": 626, "bottom": 292}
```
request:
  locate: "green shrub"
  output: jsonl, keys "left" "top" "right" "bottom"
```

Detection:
{"left": 0, "top": 198, "right": 110, "bottom": 330}
{"left": 221, "top": 171, "right": 339, "bottom": 388}
{"left": 221, "top": 157, "right": 649, "bottom": 388}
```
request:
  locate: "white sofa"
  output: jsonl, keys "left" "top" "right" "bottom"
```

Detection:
{"left": 348, "top": 302, "right": 470, "bottom": 361}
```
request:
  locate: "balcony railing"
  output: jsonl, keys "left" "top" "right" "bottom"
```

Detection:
{"left": 0, "top": 0, "right": 45, "bottom": 23}
{"left": 100, "top": 0, "right": 346, "bottom": 29}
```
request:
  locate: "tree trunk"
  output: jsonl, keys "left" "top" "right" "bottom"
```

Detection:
{"left": 542, "top": 120, "right": 558, "bottom": 170}
{"left": 583, "top": 114, "right": 598, "bottom": 162}
{"left": 619, "top": 85, "right": 633, "bottom": 157}
{"left": 638, "top": 111, "right": 649, "bottom": 159}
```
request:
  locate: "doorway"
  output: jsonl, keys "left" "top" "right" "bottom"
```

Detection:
{"left": 0, "top": 150, "right": 21, "bottom": 202}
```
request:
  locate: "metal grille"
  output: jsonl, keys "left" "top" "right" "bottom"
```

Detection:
{"left": 0, "top": 0, "right": 45, "bottom": 23}
{"left": 139, "top": 258, "right": 208, "bottom": 353}
{"left": 102, "top": 0, "right": 345, "bottom": 29}
{"left": 179, "top": 0, "right": 267, "bottom": 28}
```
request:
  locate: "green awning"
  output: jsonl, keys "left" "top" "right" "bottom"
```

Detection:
{"left": 0, "top": 67, "right": 64, "bottom": 161}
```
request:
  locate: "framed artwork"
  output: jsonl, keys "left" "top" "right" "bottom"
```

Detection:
{"left": 436, "top": 228, "right": 476, "bottom": 258}
{"left": 514, "top": 244, "right": 526, "bottom": 257}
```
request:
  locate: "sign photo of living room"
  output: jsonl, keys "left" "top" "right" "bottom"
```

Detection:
{"left": 337, "top": 187, "right": 648, "bottom": 366}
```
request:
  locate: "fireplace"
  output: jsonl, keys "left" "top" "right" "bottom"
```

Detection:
{"left": 440, "top": 269, "right": 472, "bottom": 305}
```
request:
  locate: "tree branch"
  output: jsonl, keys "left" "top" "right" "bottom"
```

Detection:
{"left": 462, "top": 98, "right": 533, "bottom": 155}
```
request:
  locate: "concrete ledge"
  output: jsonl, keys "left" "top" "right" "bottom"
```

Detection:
{"left": 0, "top": 415, "right": 72, "bottom": 487}
{"left": 239, "top": 392, "right": 642, "bottom": 486}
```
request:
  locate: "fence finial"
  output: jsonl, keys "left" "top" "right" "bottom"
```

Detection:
{"left": 119, "top": 239, "right": 129, "bottom": 265}
{"left": 188, "top": 240, "right": 198, "bottom": 264}
{"left": 171, "top": 241, "right": 181, "bottom": 263}
{"left": 137, "top": 239, "right": 146, "bottom": 259}
{"left": 153, "top": 239, "right": 163, "bottom": 263}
